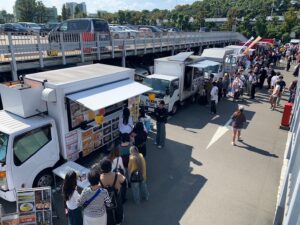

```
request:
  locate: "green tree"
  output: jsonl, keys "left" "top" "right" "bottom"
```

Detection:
{"left": 34, "top": 1, "right": 47, "bottom": 23}
{"left": 254, "top": 16, "right": 267, "bottom": 37}
{"left": 62, "top": 4, "right": 68, "bottom": 20}
{"left": 282, "top": 7, "right": 298, "bottom": 33}
{"left": 74, "top": 5, "right": 81, "bottom": 18}
{"left": 15, "top": 0, "right": 37, "bottom": 22}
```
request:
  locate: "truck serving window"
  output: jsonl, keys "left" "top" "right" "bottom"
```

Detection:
{"left": 0, "top": 132, "right": 9, "bottom": 164}
{"left": 13, "top": 125, "right": 52, "bottom": 166}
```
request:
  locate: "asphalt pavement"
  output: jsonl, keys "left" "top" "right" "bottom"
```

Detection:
{"left": 0, "top": 62, "right": 296, "bottom": 225}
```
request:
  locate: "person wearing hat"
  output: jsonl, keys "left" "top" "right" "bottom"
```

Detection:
{"left": 231, "top": 105, "right": 246, "bottom": 146}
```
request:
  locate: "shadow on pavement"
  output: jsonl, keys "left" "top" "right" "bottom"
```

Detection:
{"left": 237, "top": 141, "right": 279, "bottom": 158}
{"left": 123, "top": 136, "right": 207, "bottom": 225}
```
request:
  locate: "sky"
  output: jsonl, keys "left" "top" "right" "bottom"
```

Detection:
{"left": 0, "top": 0, "right": 198, "bottom": 14}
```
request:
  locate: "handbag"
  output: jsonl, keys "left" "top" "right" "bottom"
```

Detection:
{"left": 130, "top": 170, "right": 143, "bottom": 183}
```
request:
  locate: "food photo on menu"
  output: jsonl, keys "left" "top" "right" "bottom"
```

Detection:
{"left": 35, "top": 189, "right": 51, "bottom": 210}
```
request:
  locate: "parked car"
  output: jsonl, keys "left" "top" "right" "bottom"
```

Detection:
{"left": 2, "top": 23, "right": 28, "bottom": 35}
{"left": 48, "top": 18, "right": 110, "bottom": 43}
{"left": 109, "top": 25, "right": 129, "bottom": 39}
{"left": 168, "top": 27, "right": 181, "bottom": 32}
{"left": 0, "top": 24, "right": 4, "bottom": 33}
{"left": 45, "top": 22, "right": 60, "bottom": 32}
{"left": 118, "top": 25, "right": 139, "bottom": 38}
{"left": 138, "top": 25, "right": 163, "bottom": 37}
{"left": 19, "top": 22, "right": 41, "bottom": 34}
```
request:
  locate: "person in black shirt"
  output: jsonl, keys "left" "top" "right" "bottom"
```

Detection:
{"left": 276, "top": 76, "right": 286, "bottom": 106}
{"left": 132, "top": 122, "right": 148, "bottom": 157}
{"left": 259, "top": 67, "right": 267, "bottom": 89}
{"left": 154, "top": 100, "right": 168, "bottom": 149}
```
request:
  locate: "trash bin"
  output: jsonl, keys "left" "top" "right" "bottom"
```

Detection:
{"left": 281, "top": 102, "right": 293, "bottom": 128}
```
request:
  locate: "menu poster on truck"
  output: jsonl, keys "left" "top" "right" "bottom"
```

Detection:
{"left": 1, "top": 213, "right": 19, "bottom": 225}
{"left": 16, "top": 187, "right": 52, "bottom": 225}
{"left": 65, "top": 130, "right": 79, "bottom": 161}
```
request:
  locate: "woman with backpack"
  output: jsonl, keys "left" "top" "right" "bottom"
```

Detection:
{"left": 109, "top": 148, "right": 127, "bottom": 203}
{"left": 128, "top": 146, "right": 149, "bottom": 204}
{"left": 77, "top": 169, "right": 111, "bottom": 225}
{"left": 231, "top": 106, "right": 246, "bottom": 146}
{"left": 62, "top": 171, "right": 83, "bottom": 225}
{"left": 131, "top": 122, "right": 148, "bottom": 157}
{"left": 99, "top": 159, "right": 126, "bottom": 225}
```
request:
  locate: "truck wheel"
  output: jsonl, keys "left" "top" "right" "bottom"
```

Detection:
{"left": 33, "top": 169, "right": 53, "bottom": 187}
{"left": 171, "top": 103, "right": 178, "bottom": 115}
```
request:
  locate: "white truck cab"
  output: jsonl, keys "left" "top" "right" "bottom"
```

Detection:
{"left": 140, "top": 52, "right": 205, "bottom": 114}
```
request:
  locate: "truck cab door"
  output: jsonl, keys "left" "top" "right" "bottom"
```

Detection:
{"left": 11, "top": 123, "right": 59, "bottom": 189}
{"left": 167, "top": 79, "right": 180, "bottom": 112}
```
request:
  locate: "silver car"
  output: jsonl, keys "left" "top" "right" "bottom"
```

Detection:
{"left": 18, "top": 22, "right": 41, "bottom": 34}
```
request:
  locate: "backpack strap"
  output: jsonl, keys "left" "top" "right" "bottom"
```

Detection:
{"left": 112, "top": 172, "right": 118, "bottom": 188}
{"left": 82, "top": 188, "right": 102, "bottom": 209}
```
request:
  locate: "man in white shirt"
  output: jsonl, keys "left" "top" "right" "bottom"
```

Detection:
{"left": 210, "top": 82, "right": 218, "bottom": 114}
{"left": 270, "top": 83, "right": 280, "bottom": 110}
{"left": 271, "top": 72, "right": 280, "bottom": 89}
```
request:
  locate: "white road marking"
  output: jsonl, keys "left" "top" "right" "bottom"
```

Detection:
{"left": 206, "top": 118, "right": 232, "bottom": 150}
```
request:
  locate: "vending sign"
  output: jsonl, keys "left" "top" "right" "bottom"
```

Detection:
{"left": 16, "top": 187, "right": 52, "bottom": 225}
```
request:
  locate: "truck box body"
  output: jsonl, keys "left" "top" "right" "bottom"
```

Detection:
{"left": 0, "top": 64, "right": 151, "bottom": 201}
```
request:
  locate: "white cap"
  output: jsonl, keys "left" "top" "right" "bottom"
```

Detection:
{"left": 238, "top": 105, "right": 244, "bottom": 110}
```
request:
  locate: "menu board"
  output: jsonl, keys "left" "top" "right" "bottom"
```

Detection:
{"left": 128, "top": 96, "right": 140, "bottom": 122}
{"left": 65, "top": 130, "right": 79, "bottom": 161}
{"left": 16, "top": 187, "right": 52, "bottom": 225}
{"left": 69, "top": 100, "right": 97, "bottom": 129}
{"left": 1, "top": 213, "right": 19, "bottom": 225}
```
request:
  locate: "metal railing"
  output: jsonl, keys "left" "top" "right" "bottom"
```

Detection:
{"left": 0, "top": 31, "right": 247, "bottom": 80}
{"left": 273, "top": 70, "right": 300, "bottom": 225}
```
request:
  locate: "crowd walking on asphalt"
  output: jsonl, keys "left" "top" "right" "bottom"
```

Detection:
{"left": 60, "top": 41, "right": 299, "bottom": 225}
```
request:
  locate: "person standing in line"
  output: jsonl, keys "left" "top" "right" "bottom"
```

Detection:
{"left": 259, "top": 67, "right": 267, "bottom": 89}
{"left": 222, "top": 74, "right": 230, "bottom": 98}
{"left": 288, "top": 80, "right": 298, "bottom": 103}
{"left": 138, "top": 108, "right": 151, "bottom": 133}
{"left": 77, "top": 169, "right": 111, "bottom": 225}
{"left": 154, "top": 100, "right": 168, "bottom": 149}
{"left": 267, "top": 65, "right": 276, "bottom": 89}
{"left": 231, "top": 106, "right": 246, "bottom": 146}
{"left": 128, "top": 146, "right": 149, "bottom": 204}
{"left": 276, "top": 75, "right": 286, "bottom": 106}
{"left": 63, "top": 171, "right": 83, "bottom": 225}
{"left": 271, "top": 72, "right": 280, "bottom": 89}
{"left": 217, "top": 77, "right": 223, "bottom": 102}
{"left": 210, "top": 82, "right": 218, "bottom": 114}
{"left": 249, "top": 72, "right": 257, "bottom": 99}
{"left": 270, "top": 82, "right": 281, "bottom": 110}
{"left": 287, "top": 56, "right": 292, "bottom": 71}
{"left": 119, "top": 107, "right": 133, "bottom": 136}
{"left": 131, "top": 122, "right": 148, "bottom": 157}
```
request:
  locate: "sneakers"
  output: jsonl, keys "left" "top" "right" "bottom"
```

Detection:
{"left": 231, "top": 142, "right": 236, "bottom": 146}
{"left": 238, "top": 137, "right": 243, "bottom": 141}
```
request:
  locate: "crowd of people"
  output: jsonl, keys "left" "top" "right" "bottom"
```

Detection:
{"left": 60, "top": 42, "right": 299, "bottom": 225}
{"left": 62, "top": 101, "right": 169, "bottom": 225}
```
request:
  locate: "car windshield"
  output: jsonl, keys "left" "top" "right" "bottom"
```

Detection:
{"left": 143, "top": 78, "right": 170, "bottom": 94}
{"left": 0, "top": 132, "right": 9, "bottom": 163}
{"left": 66, "top": 20, "right": 90, "bottom": 32}
{"left": 13, "top": 23, "right": 24, "bottom": 28}
{"left": 29, "top": 23, "right": 39, "bottom": 28}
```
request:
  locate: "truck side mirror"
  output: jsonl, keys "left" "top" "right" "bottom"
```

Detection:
{"left": 165, "top": 88, "right": 170, "bottom": 96}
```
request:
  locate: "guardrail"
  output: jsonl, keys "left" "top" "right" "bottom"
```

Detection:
{"left": 0, "top": 31, "right": 247, "bottom": 80}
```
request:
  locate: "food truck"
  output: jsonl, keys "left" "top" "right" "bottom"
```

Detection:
{"left": 0, "top": 64, "right": 151, "bottom": 201}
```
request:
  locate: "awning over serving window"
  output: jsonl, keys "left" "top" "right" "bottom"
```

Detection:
{"left": 67, "top": 79, "right": 152, "bottom": 111}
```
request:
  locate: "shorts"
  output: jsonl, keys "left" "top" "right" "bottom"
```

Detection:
{"left": 270, "top": 95, "right": 278, "bottom": 103}
{"left": 233, "top": 128, "right": 242, "bottom": 131}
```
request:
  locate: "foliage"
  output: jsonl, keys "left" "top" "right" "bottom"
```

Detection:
{"left": 0, "top": 10, "right": 14, "bottom": 23}
{"left": 15, "top": 0, "right": 37, "bottom": 22}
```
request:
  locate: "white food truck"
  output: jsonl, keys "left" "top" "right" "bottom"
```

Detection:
{"left": 0, "top": 64, "right": 151, "bottom": 201}
{"left": 140, "top": 52, "right": 216, "bottom": 114}
{"left": 201, "top": 47, "right": 236, "bottom": 73}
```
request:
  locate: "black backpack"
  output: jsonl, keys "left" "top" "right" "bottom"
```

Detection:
{"left": 100, "top": 173, "right": 118, "bottom": 209}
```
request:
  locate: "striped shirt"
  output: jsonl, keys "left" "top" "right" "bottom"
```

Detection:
{"left": 78, "top": 187, "right": 111, "bottom": 218}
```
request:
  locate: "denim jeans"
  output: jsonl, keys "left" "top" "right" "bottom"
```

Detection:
{"left": 156, "top": 122, "right": 166, "bottom": 147}
{"left": 131, "top": 181, "right": 149, "bottom": 204}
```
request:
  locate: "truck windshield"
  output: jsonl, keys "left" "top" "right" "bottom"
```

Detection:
{"left": 203, "top": 65, "right": 219, "bottom": 74}
{"left": 143, "top": 78, "right": 170, "bottom": 94}
{"left": 0, "top": 132, "right": 9, "bottom": 163}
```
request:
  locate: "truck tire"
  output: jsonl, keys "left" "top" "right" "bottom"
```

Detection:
{"left": 33, "top": 169, "right": 53, "bottom": 187}
{"left": 171, "top": 103, "right": 178, "bottom": 115}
